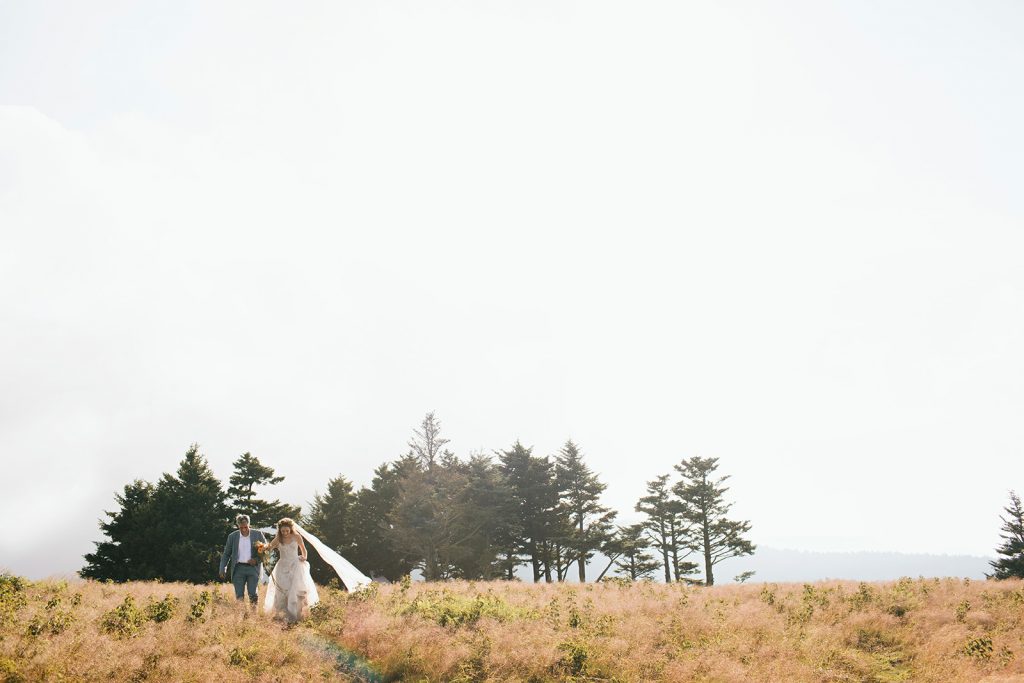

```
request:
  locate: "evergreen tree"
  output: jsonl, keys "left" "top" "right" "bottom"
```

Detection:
{"left": 149, "top": 444, "right": 232, "bottom": 583}
{"left": 447, "top": 454, "right": 518, "bottom": 580}
{"left": 408, "top": 412, "right": 451, "bottom": 471}
{"left": 527, "top": 453, "right": 562, "bottom": 583}
{"left": 636, "top": 474, "right": 676, "bottom": 583}
{"left": 611, "top": 524, "right": 661, "bottom": 580}
{"left": 83, "top": 444, "right": 231, "bottom": 583}
{"left": 348, "top": 460, "right": 419, "bottom": 581}
{"left": 988, "top": 490, "right": 1024, "bottom": 580}
{"left": 673, "top": 456, "right": 754, "bottom": 586}
{"left": 226, "top": 452, "right": 300, "bottom": 528}
{"left": 668, "top": 510, "right": 700, "bottom": 582}
{"left": 303, "top": 475, "right": 357, "bottom": 584}
{"left": 389, "top": 415, "right": 492, "bottom": 580}
{"left": 388, "top": 456, "right": 459, "bottom": 580}
{"left": 498, "top": 441, "right": 562, "bottom": 582}
{"left": 494, "top": 442, "right": 531, "bottom": 579}
{"left": 81, "top": 480, "right": 158, "bottom": 581}
{"left": 556, "top": 440, "right": 616, "bottom": 582}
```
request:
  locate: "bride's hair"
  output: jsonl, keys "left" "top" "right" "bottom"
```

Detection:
{"left": 276, "top": 517, "right": 296, "bottom": 534}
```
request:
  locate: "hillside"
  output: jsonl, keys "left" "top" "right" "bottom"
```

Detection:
{"left": 2, "top": 573, "right": 1023, "bottom": 682}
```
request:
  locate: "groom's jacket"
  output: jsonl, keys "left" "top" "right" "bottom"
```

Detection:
{"left": 220, "top": 529, "right": 267, "bottom": 580}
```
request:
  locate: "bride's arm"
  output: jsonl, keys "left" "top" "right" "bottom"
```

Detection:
{"left": 297, "top": 536, "right": 307, "bottom": 562}
{"left": 265, "top": 535, "right": 280, "bottom": 552}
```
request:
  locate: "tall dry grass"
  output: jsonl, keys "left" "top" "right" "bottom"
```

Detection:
{"left": 0, "top": 574, "right": 344, "bottom": 682}
{"left": 4, "top": 573, "right": 1024, "bottom": 682}
{"left": 309, "top": 575, "right": 1024, "bottom": 682}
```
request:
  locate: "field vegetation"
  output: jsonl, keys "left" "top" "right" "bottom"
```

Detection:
{"left": 3, "top": 572, "right": 1023, "bottom": 682}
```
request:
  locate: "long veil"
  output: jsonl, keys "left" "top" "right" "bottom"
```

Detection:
{"left": 294, "top": 523, "right": 373, "bottom": 592}
{"left": 258, "top": 525, "right": 373, "bottom": 593}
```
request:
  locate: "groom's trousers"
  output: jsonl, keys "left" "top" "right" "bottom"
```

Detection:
{"left": 232, "top": 563, "right": 259, "bottom": 603}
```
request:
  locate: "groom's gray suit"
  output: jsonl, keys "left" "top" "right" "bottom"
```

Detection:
{"left": 220, "top": 528, "right": 267, "bottom": 602}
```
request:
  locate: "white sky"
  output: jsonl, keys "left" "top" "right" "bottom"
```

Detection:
{"left": 2, "top": 1, "right": 1022, "bottom": 579}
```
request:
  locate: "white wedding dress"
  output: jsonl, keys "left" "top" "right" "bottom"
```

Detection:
{"left": 260, "top": 524, "right": 372, "bottom": 622}
{"left": 264, "top": 539, "right": 319, "bottom": 622}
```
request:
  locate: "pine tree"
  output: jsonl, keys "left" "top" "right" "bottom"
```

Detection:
{"left": 388, "top": 456, "right": 457, "bottom": 580}
{"left": 636, "top": 474, "right": 676, "bottom": 583}
{"left": 988, "top": 490, "right": 1024, "bottom": 580}
{"left": 408, "top": 412, "right": 451, "bottom": 471}
{"left": 447, "top": 454, "right": 518, "bottom": 580}
{"left": 390, "top": 415, "right": 492, "bottom": 580}
{"left": 498, "top": 441, "right": 562, "bottom": 582}
{"left": 83, "top": 444, "right": 232, "bottom": 583}
{"left": 81, "top": 480, "right": 158, "bottom": 581}
{"left": 673, "top": 456, "right": 754, "bottom": 586}
{"left": 304, "top": 475, "right": 357, "bottom": 584}
{"left": 150, "top": 444, "right": 232, "bottom": 583}
{"left": 226, "top": 452, "right": 300, "bottom": 528}
{"left": 348, "top": 460, "right": 418, "bottom": 581}
{"left": 611, "top": 524, "right": 661, "bottom": 580}
{"left": 556, "top": 440, "right": 616, "bottom": 582}
{"left": 497, "top": 440, "right": 536, "bottom": 581}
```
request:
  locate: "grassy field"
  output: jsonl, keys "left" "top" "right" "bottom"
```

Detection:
{"left": 2, "top": 572, "right": 1023, "bottom": 682}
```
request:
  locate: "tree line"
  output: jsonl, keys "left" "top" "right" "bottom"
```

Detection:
{"left": 82, "top": 412, "right": 759, "bottom": 585}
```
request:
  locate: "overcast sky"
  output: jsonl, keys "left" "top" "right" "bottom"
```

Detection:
{"left": 2, "top": 1, "right": 1022, "bottom": 579}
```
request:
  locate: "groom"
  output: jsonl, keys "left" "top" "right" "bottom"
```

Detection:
{"left": 219, "top": 514, "right": 267, "bottom": 605}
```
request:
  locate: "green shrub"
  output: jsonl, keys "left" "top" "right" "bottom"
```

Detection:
{"left": 954, "top": 600, "right": 970, "bottom": 623}
{"left": 886, "top": 604, "right": 908, "bottom": 618}
{"left": 849, "top": 582, "right": 874, "bottom": 610}
{"left": 557, "top": 639, "right": 590, "bottom": 676}
{"left": 0, "top": 573, "right": 29, "bottom": 626}
{"left": 229, "top": 645, "right": 260, "bottom": 668}
{"left": 187, "top": 590, "right": 212, "bottom": 623}
{"left": 102, "top": 596, "right": 146, "bottom": 638}
{"left": 145, "top": 594, "right": 178, "bottom": 623}
{"left": 27, "top": 608, "right": 75, "bottom": 637}
{"left": 962, "top": 636, "right": 993, "bottom": 660}
{"left": 228, "top": 645, "right": 267, "bottom": 674}
{"left": 400, "top": 590, "right": 530, "bottom": 627}
{"left": 0, "top": 655, "right": 24, "bottom": 683}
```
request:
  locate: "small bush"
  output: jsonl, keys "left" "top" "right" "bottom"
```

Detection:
{"left": 557, "top": 639, "right": 590, "bottom": 676}
{"left": 886, "top": 604, "right": 908, "bottom": 618}
{"left": 0, "top": 655, "right": 24, "bottom": 683}
{"left": 101, "top": 596, "right": 146, "bottom": 638}
{"left": 400, "top": 590, "right": 531, "bottom": 627}
{"left": 229, "top": 645, "right": 261, "bottom": 668}
{"left": 962, "top": 636, "right": 994, "bottom": 660}
{"left": 0, "top": 573, "right": 29, "bottom": 626}
{"left": 954, "top": 599, "right": 970, "bottom": 623}
{"left": 145, "top": 594, "right": 178, "bottom": 623}
{"left": 28, "top": 610, "right": 75, "bottom": 636}
{"left": 351, "top": 581, "right": 379, "bottom": 602}
{"left": 187, "top": 590, "right": 211, "bottom": 623}
{"left": 849, "top": 582, "right": 874, "bottom": 609}
{"left": 25, "top": 593, "right": 76, "bottom": 636}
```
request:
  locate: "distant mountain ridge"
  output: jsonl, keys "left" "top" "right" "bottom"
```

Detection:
{"left": 719, "top": 546, "right": 993, "bottom": 583}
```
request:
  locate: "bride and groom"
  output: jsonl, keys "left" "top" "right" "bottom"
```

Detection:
{"left": 220, "top": 514, "right": 371, "bottom": 623}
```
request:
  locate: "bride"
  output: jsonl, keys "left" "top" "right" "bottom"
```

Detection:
{"left": 262, "top": 517, "right": 319, "bottom": 623}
